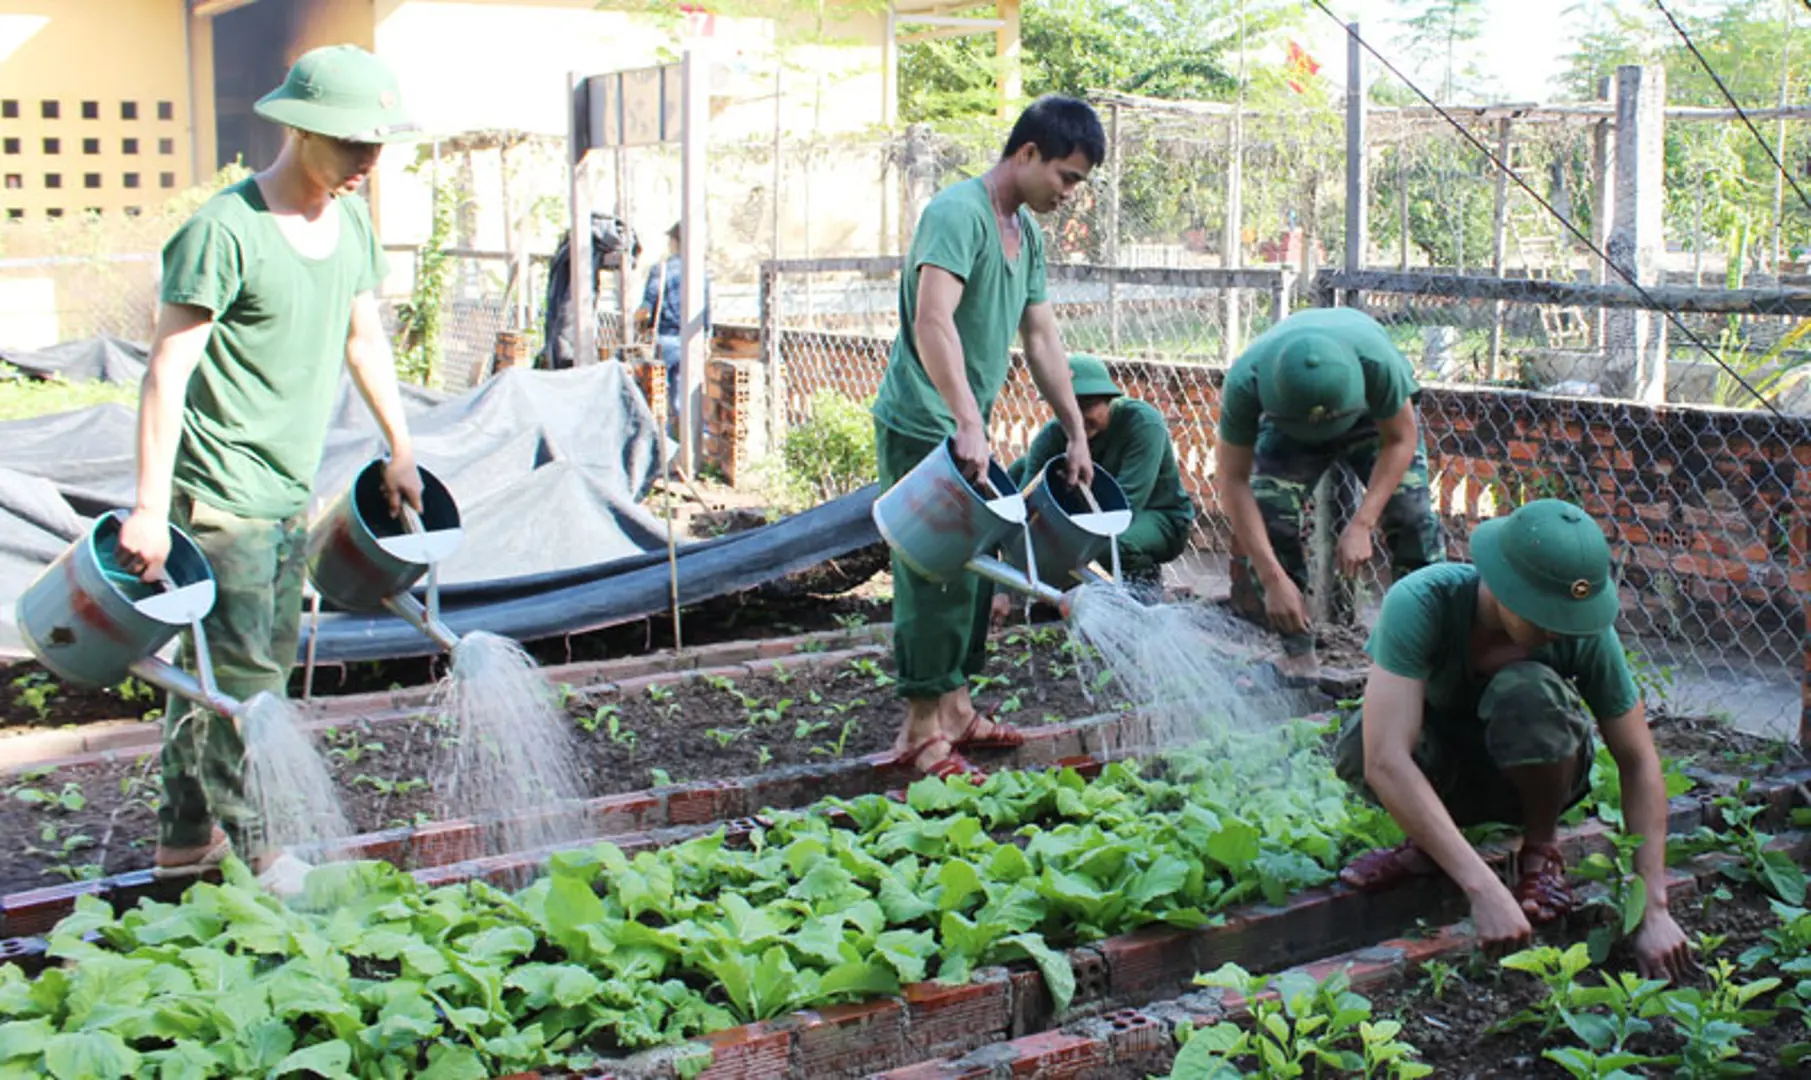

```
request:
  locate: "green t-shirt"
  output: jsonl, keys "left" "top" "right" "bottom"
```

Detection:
{"left": 871, "top": 178, "right": 1048, "bottom": 442}
{"left": 1365, "top": 563, "right": 1640, "bottom": 728}
{"left": 1218, "top": 308, "right": 1418, "bottom": 447}
{"left": 162, "top": 179, "right": 387, "bottom": 519}
{"left": 1008, "top": 398, "right": 1194, "bottom": 523}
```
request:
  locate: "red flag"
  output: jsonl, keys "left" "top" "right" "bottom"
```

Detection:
{"left": 1284, "top": 40, "right": 1322, "bottom": 94}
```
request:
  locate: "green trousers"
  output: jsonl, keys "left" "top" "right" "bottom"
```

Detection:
{"left": 876, "top": 424, "right": 995, "bottom": 700}
{"left": 1116, "top": 508, "right": 1192, "bottom": 584}
{"left": 1334, "top": 661, "right": 1594, "bottom": 827}
{"left": 157, "top": 491, "right": 309, "bottom": 853}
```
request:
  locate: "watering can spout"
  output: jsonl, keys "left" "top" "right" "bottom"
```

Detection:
{"left": 967, "top": 554, "right": 1067, "bottom": 609}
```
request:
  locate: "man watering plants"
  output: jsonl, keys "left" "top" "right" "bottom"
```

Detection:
{"left": 114, "top": 45, "right": 424, "bottom": 896}
{"left": 992, "top": 354, "right": 1195, "bottom": 616}
{"left": 871, "top": 95, "right": 1104, "bottom": 781}
{"left": 1335, "top": 499, "right": 1692, "bottom": 982}
{"left": 1218, "top": 307, "right": 1446, "bottom": 681}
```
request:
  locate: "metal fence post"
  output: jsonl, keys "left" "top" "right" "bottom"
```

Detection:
{"left": 760, "top": 261, "right": 785, "bottom": 456}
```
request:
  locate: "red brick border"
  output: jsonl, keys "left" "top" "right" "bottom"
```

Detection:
{"left": 0, "top": 710, "right": 1131, "bottom": 939}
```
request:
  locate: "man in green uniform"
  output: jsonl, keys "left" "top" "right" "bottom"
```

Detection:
{"left": 871, "top": 95, "right": 1104, "bottom": 780}
{"left": 115, "top": 45, "right": 425, "bottom": 895}
{"left": 999, "top": 353, "right": 1195, "bottom": 593}
{"left": 1335, "top": 500, "right": 1690, "bottom": 981}
{"left": 1219, "top": 307, "right": 1446, "bottom": 679}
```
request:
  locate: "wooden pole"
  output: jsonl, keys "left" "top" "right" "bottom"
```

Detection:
{"left": 568, "top": 71, "right": 597, "bottom": 369}
{"left": 1343, "top": 23, "right": 1367, "bottom": 300}
{"left": 678, "top": 47, "right": 709, "bottom": 474}
{"left": 1487, "top": 118, "right": 1512, "bottom": 381}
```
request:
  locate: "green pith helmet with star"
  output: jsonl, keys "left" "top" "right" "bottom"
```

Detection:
{"left": 1068, "top": 354, "right": 1122, "bottom": 399}
{"left": 1471, "top": 499, "right": 1620, "bottom": 635}
{"left": 254, "top": 45, "right": 421, "bottom": 144}
{"left": 1257, "top": 331, "right": 1367, "bottom": 442}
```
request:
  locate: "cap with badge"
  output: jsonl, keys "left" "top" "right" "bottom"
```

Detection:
{"left": 1257, "top": 330, "right": 1367, "bottom": 442}
{"left": 254, "top": 45, "right": 422, "bottom": 144}
{"left": 1470, "top": 499, "right": 1620, "bottom": 636}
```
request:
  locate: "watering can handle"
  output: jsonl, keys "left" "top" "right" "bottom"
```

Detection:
{"left": 152, "top": 572, "right": 224, "bottom": 706}
{"left": 1076, "top": 481, "right": 1103, "bottom": 515}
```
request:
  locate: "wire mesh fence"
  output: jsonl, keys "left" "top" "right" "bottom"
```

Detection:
{"left": 0, "top": 253, "right": 160, "bottom": 347}
{"left": 765, "top": 256, "right": 1810, "bottom": 738}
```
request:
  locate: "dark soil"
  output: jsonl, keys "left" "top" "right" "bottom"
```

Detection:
{"left": 1368, "top": 886, "right": 1811, "bottom": 1078}
{"left": 0, "top": 589, "right": 893, "bottom": 736}
{"left": 1649, "top": 713, "right": 1810, "bottom": 779}
{"left": 0, "top": 627, "right": 1107, "bottom": 896}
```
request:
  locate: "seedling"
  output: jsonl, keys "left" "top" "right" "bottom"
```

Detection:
{"left": 846, "top": 658, "right": 894, "bottom": 688}
{"left": 811, "top": 717, "right": 858, "bottom": 760}
{"left": 7, "top": 769, "right": 85, "bottom": 813}
{"left": 833, "top": 612, "right": 869, "bottom": 630}
{"left": 755, "top": 745, "right": 773, "bottom": 768}
{"left": 705, "top": 727, "right": 745, "bottom": 749}
{"left": 353, "top": 774, "right": 428, "bottom": 796}
{"left": 793, "top": 717, "right": 830, "bottom": 741}
{"left": 746, "top": 698, "right": 794, "bottom": 726}
{"left": 1419, "top": 959, "right": 1456, "bottom": 1001}
{"left": 323, "top": 727, "right": 386, "bottom": 767}
{"left": 10, "top": 671, "right": 58, "bottom": 722}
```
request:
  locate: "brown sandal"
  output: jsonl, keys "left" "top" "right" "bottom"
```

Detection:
{"left": 891, "top": 734, "right": 988, "bottom": 783}
{"left": 1514, "top": 843, "right": 1573, "bottom": 924}
{"left": 955, "top": 706, "right": 1027, "bottom": 752}
{"left": 1339, "top": 840, "right": 1440, "bottom": 891}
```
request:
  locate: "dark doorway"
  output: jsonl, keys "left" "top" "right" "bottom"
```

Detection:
{"left": 212, "top": 1, "right": 290, "bottom": 172}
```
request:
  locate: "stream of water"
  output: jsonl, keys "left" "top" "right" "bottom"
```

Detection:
{"left": 240, "top": 693, "right": 352, "bottom": 853}
{"left": 432, "top": 631, "right": 587, "bottom": 856}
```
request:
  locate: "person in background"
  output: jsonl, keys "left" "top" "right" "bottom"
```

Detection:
{"left": 1217, "top": 307, "right": 1446, "bottom": 680}
{"left": 991, "top": 354, "right": 1195, "bottom": 626}
{"left": 637, "top": 221, "right": 711, "bottom": 426}
{"left": 114, "top": 45, "right": 425, "bottom": 897}
{"left": 1335, "top": 500, "right": 1691, "bottom": 982}
{"left": 870, "top": 95, "right": 1105, "bottom": 780}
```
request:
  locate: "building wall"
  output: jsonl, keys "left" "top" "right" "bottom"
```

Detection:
{"left": 0, "top": 1, "right": 200, "bottom": 222}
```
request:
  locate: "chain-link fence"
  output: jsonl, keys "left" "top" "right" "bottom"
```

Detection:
{"left": 0, "top": 253, "right": 159, "bottom": 346}
{"left": 762, "top": 255, "right": 1809, "bottom": 739}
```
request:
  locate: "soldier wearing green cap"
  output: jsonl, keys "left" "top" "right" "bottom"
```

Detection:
{"left": 1334, "top": 500, "right": 1690, "bottom": 980}
{"left": 115, "top": 44, "right": 426, "bottom": 895}
{"left": 1218, "top": 307, "right": 1446, "bottom": 678}
{"left": 1001, "top": 354, "right": 1195, "bottom": 587}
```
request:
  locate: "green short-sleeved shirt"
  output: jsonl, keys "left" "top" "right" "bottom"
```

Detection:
{"left": 1365, "top": 563, "right": 1640, "bottom": 728}
{"left": 162, "top": 179, "right": 387, "bottom": 519}
{"left": 1218, "top": 308, "right": 1418, "bottom": 447}
{"left": 871, "top": 178, "right": 1048, "bottom": 442}
{"left": 1008, "top": 399, "right": 1194, "bottom": 523}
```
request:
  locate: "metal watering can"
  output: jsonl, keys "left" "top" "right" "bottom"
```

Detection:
{"left": 15, "top": 510, "right": 252, "bottom": 721}
{"left": 871, "top": 437, "right": 1075, "bottom": 611}
{"left": 305, "top": 459, "right": 464, "bottom": 652}
{"left": 1001, "top": 453, "right": 1133, "bottom": 591}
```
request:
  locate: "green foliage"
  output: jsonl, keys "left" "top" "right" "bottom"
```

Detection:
{"left": 0, "top": 724, "right": 1392, "bottom": 1076}
{"left": 1390, "top": 0, "right": 1488, "bottom": 101}
{"left": 392, "top": 170, "right": 459, "bottom": 387}
{"left": 778, "top": 390, "right": 877, "bottom": 504}
{"left": 1673, "top": 790, "right": 1810, "bottom": 905}
{"left": 1167, "top": 964, "right": 1432, "bottom": 1078}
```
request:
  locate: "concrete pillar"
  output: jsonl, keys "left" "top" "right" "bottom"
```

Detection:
{"left": 1605, "top": 64, "right": 1667, "bottom": 403}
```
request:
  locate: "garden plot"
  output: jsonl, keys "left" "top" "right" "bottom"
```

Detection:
{"left": 0, "top": 627, "right": 1112, "bottom": 895}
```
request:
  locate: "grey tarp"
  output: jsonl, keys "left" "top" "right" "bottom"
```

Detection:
{"left": 2, "top": 336, "right": 150, "bottom": 384}
{"left": 0, "top": 353, "right": 883, "bottom": 665}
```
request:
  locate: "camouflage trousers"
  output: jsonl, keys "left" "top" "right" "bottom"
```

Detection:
{"left": 1334, "top": 661, "right": 1595, "bottom": 827}
{"left": 158, "top": 491, "right": 308, "bottom": 854}
{"left": 1235, "top": 412, "right": 1446, "bottom": 656}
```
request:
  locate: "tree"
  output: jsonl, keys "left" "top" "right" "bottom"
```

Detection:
{"left": 1390, "top": 0, "right": 1488, "bottom": 102}
{"left": 899, "top": 0, "right": 1305, "bottom": 124}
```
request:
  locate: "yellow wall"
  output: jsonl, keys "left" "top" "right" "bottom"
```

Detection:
{"left": 0, "top": 1, "right": 200, "bottom": 222}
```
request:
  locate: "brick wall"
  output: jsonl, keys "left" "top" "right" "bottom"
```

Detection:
{"left": 745, "top": 324, "right": 1810, "bottom": 686}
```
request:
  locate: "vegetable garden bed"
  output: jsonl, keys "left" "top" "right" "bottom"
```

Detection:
{"left": 0, "top": 627, "right": 1140, "bottom": 896}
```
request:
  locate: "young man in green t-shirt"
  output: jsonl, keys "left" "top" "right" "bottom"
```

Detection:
{"left": 1218, "top": 307, "right": 1446, "bottom": 679}
{"left": 870, "top": 96, "right": 1104, "bottom": 780}
{"left": 1000, "top": 354, "right": 1196, "bottom": 588}
{"left": 115, "top": 45, "right": 425, "bottom": 895}
{"left": 1335, "top": 500, "right": 1690, "bottom": 981}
